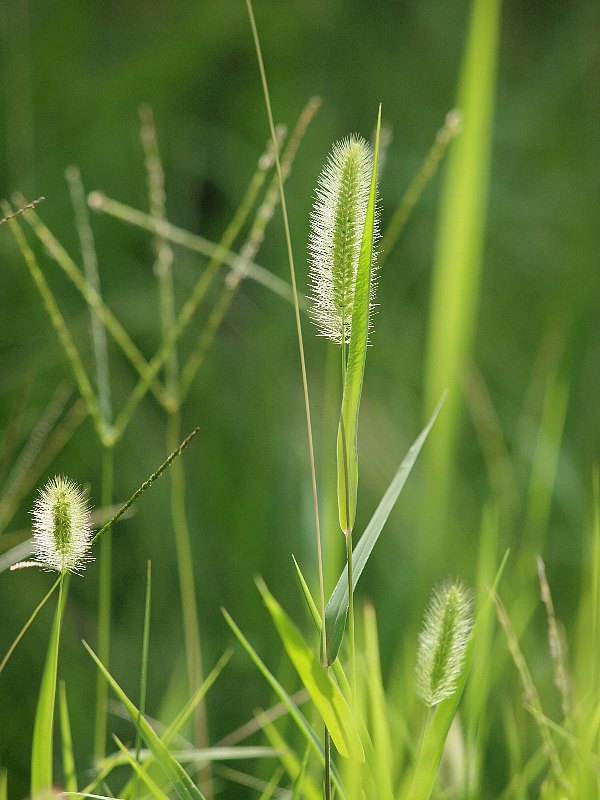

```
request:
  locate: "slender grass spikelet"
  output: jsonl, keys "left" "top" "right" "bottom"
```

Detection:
{"left": 416, "top": 580, "right": 473, "bottom": 706}
{"left": 11, "top": 476, "right": 93, "bottom": 574}
{"left": 308, "top": 135, "right": 378, "bottom": 344}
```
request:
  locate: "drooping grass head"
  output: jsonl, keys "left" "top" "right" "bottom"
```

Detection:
{"left": 308, "top": 135, "right": 378, "bottom": 346}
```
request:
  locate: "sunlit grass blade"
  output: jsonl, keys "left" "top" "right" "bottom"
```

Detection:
{"left": 0, "top": 769, "right": 7, "bottom": 800}
{"left": 522, "top": 371, "right": 569, "bottom": 556}
{"left": 113, "top": 736, "right": 169, "bottom": 800}
{"left": 259, "top": 713, "right": 320, "bottom": 800}
{"left": 31, "top": 575, "right": 68, "bottom": 797}
{"left": 258, "top": 766, "right": 285, "bottom": 800}
{"left": 83, "top": 640, "right": 206, "bottom": 800}
{"left": 256, "top": 577, "right": 363, "bottom": 762}
{"left": 363, "top": 604, "right": 394, "bottom": 800}
{"left": 423, "top": 0, "right": 501, "bottom": 518}
{"left": 336, "top": 106, "right": 381, "bottom": 536}
{"left": 325, "top": 394, "right": 446, "bottom": 664}
{"left": 405, "top": 550, "right": 509, "bottom": 800}
{"left": 112, "top": 650, "right": 232, "bottom": 798}
{"left": 292, "top": 745, "right": 312, "bottom": 800}
{"left": 59, "top": 680, "right": 77, "bottom": 792}
{"left": 221, "top": 608, "right": 346, "bottom": 799}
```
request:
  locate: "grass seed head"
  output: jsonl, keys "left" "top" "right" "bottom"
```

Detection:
{"left": 308, "top": 135, "right": 378, "bottom": 344}
{"left": 24, "top": 476, "right": 93, "bottom": 574}
{"left": 416, "top": 580, "right": 473, "bottom": 706}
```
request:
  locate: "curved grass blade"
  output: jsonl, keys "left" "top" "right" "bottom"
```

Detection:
{"left": 0, "top": 576, "right": 61, "bottom": 674}
{"left": 256, "top": 577, "right": 363, "bottom": 763}
{"left": 83, "top": 640, "right": 205, "bottom": 800}
{"left": 31, "top": 575, "right": 69, "bottom": 796}
{"left": 337, "top": 106, "right": 381, "bottom": 535}
{"left": 221, "top": 608, "right": 346, "bottom": 799}
{"left": 326, "top": 394, "right": 446, "bottom": 664}
{"left": 113, "top": 736, "right": 169, "bottom": 800}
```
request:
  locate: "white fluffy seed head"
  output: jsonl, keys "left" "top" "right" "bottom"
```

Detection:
{"left": 416, "top": 580, "right": 473, "bottom": 707}
{"left": 308, "top": 135, "right": 379, "bottom": 344}
{"left": 29, "top": 476, "right": 93, "bottom": 574}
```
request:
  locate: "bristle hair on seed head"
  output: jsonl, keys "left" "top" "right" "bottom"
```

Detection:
{"left": 416, "top": 580, "right": 473, "bottom": 707}
{"left": 308, "top": 134, "right": 379, "bottom": 344}
{"left": 28, "top": 476, "right": 93, "bottom": 574}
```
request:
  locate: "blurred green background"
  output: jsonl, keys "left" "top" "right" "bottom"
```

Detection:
{"left": 1, "top": 0, "right": 598, "bottom": 796}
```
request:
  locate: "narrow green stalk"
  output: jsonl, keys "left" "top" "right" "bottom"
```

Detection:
{"left": 379, "top": 109, "right": 462, "bottom": 266}
{"left": 0, "top": 576, "right": 61, "bottom": 674}
{"left": 91, "top": 427, "right": 200, "bottom": 547}
{"left": 132, "top": 560, "right": 152, "bottom": 799}
{"left": 0, "top": 195, "right": 44, "bottom": 225}
{"left": 179, "top": 98, "right": 319, "bottom": 402}
{"left": 139, "top": 105, "right": 211, "bottom": 794}
{"left": 87, "top": 192, "right": 293, "bottom": 301}
{"left": 245, "top": 3, "right": 329, "bottom": 795}
{"left": 94, "top": 443, "right": 114, "bottom": 760}
{"left": 5, "top": 207, "right": 105, "bottom": 438}
{"left": 16, "top": 205, "right": 173, "bottom": 411}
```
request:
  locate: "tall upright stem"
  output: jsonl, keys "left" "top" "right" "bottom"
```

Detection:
{"left": 94, "top": 442, "right": 113, "bottom": 759}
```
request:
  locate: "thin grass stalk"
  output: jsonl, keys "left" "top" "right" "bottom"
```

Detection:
{"left": 244, "top": 4, "right": 329, "bottom": 796}
{"left": 66, "top": 163, "right": 116, "bottom": 761}
{"left": 379, "top": 110, "right": 461, "bottom": 266}
{"left": 4, "top": 207, "right": 105, "bottom": 438}
{"left": 87, "top": 192, "right": 294, "bottom": 302}
{"left": 94, "top": 445, "right": 114, "bottom": 759}
{"left": 0, "top": 384, "right": 74, "bottom": 535}
{"left": 0, "top": 576, "right": 61, "bottom": 674}
{"left": 132, "top": 560, "right": 152, "bottom": 799}
{"left": 16, "top": 205, "right": 172, "bottom": 411}
{"left": 0, "top": 196, "right": 44, "bottom": 225}
{"left": 139, "top": 106, "right": 211, "bottom": 789}
{"left": 179, "top": 98, "right": 319, "bottom": 401}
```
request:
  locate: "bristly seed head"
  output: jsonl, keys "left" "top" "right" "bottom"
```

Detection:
{"left": 416, "top": 580, "right": 473, "bottom": 707}
{"left": 308, "top": 135, "right": 379, "bottom": 345}
{"left": 14, "top": 476, "right": 93, "bottom": 574}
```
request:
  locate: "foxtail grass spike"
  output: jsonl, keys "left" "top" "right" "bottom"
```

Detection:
{"left": 416, "top": 580, "right": 473, "bottom": 706}
{"left": 308, "top": 135, "right": 378, "bottom": 345}
{"left": 11, "top": 476, "right": 92, "bottom": 574}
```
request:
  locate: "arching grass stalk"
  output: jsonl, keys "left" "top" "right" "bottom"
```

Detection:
{"left": 245, "top": 1, "right": 329, "bottom": 794}
{"left": 67, "top": 166, "right": 114, "bottom": 760}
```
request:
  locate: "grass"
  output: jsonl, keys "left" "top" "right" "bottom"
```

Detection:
{"left": 0, "top": 0, "right": 597, "bottom": 798}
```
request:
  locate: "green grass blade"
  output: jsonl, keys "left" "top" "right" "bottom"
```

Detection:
{"left": 256, "top": 577, "right": 363, "bottom": 762}
{"left": 0, "top": 769, "right": 7, "bottom": 800}
{"left": 325, "top": 394, "right": 446, "bottom": 664}
{"left": 423, "top": 0, "right": 501, "bottom": 517}
{"left": 0, "top": 576, "right": 61, "bottom": 674}
{"left": 221, "top": 609, "right": 346, "bottom": 799}
{"left": 336, "top": 106, "right": 381, "bottom": 535}
{"left": 59, "top": 680, "right": 78, "bottom": 792}
{"left": 83, "top": 640, "right": 206, "bottom": 800}
{"left": 31, "top": 575, "right": 68, "bottom": 796}
{"left": 363, "top": 604, "right": 394, "bottom": 800}
{"left": 133, "top": 560, "right": 152, "bottom": 793}
{"left": 113, "top": 736, "right": 169, "bottom": 800}
{"left": 260, "top": 714, "right": 319, "bottom": 800}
